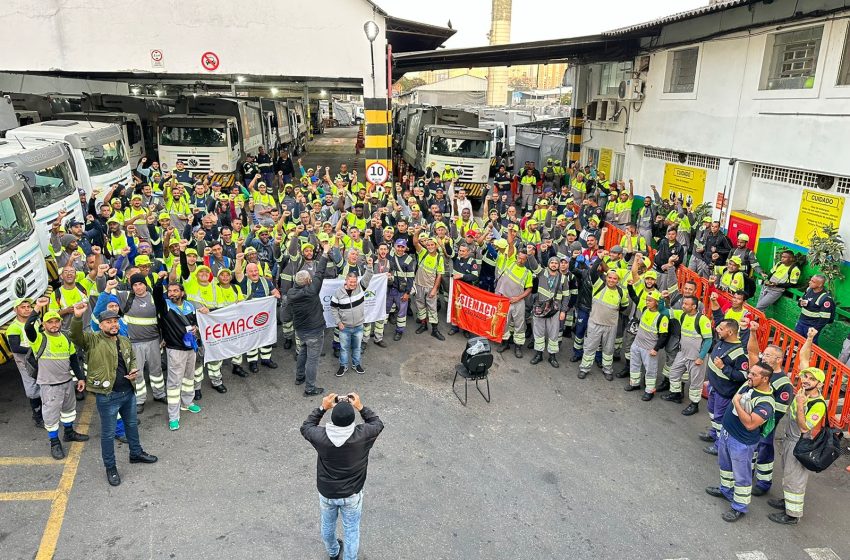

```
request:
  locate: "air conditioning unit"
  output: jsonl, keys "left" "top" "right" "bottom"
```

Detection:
{"left": 618, "top": 79, "right": 644, "bottom": 101}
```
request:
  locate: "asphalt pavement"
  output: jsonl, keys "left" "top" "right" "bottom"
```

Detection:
{"left": 1, "top": 128, "right": 849, "bottom": 559}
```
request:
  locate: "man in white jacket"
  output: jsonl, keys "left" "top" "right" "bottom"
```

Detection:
{"left": 330, "top": 257, "right": 374, "bottom": 377}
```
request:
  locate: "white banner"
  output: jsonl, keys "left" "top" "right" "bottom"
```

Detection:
{"left": 197, "top": 296, "right": 278, "bottom": 363}
{"left": 320, "top": 273, "right": 388, "bottom": 328}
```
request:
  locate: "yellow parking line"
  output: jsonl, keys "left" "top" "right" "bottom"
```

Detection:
{"left": 36, "top": 398, "right": 93, "bottom": 560}
{"left": 0, "top": 456, "right": 65, "bottom": 466}
{"left": 0, "top": 490, "right": 58, "bottom": 501}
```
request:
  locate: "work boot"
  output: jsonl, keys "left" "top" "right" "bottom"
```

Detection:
{"left": 514, "top": 345, "right": 523, "bottom": 359}
{"left": 682, "top": 402, "right": 699, "bottom": 416}
{"left": 448, "top": 325, "right": 459, "bottom": 335}
{"left": 330, "top": 538, "right": 344, "bottom": 560}
{"left": 656, "top": 377, "right": 670, "bottom": 393}
{"left": 703, "top": 444, "right": 719, "bottom": 456}
{"left": 604, "top": 372, "right": 613, "bottom": 381}
{"left": 722, "top": 509, "right": 745, "bottom": 523}
{"left": 153, "top": 396, "right": 167, "bottom": 404}
{"left": 416, "top": 321, "right": 428, "bottom": 334}
{"left": 304, "top": 387, "right": 325, "bottom": 397}
{"left": 374, "top": 339, "right": 388, "bottom": 348}
{"left": 641, "top": 391, "right": 655, "bottom": 402}
{"left": 261, "top": 359, "right": 278, "bottom": 369}
{"left": 768, "top": 512, "right": 798, "bottom": 525}
{"left": 624, "top": 384, "right": 640, "bottom": 392}
{"left": 106, "top": 466, "right": 121, "bottom": 486}
{"left": 497, "top": 342, "right": 511, "bottom": 353}
{"left": 661, "top": 391, "right": 683, "bottom": 404}
{"left": 548, "top": 355, "right": 559, "bottom": 369}
{"left": 698, "top": 432, "right": 715, "bottom": 442}
{"left": 393, "top": 331, "right": 403, "bottom": 341}
{"left": 213, "top": 384, "right": 228, "bottom": 394}
{"left": 768, "top": 498, "right": 786, "bottom": 510}
{"left": 129, "top": 451, "right": 158, "bottom": 464}
{"left": 194, "top": 389, "right": 202, "bottom": 401}
{"left": 249, "top": 361, "right": 259, "bottom": 373}
{"left": 530, "top": 351, "right": 543, "bottom": 365}
{"left": 705, "top": 486, "right": 725, "bottom": 499}
{"left": 526, "top": 339, "right": 534, "bottom": 349}
{"left": 615, "top": 361, "right": 629, "bottom": 378}
{"left": 431, "top": 325, "right": 445, "bottom": 341}
{"left": 232, "top": 365, "right": 248, "bottom": 378}
{"left": 569, "top": 353, "right": 581, "bottom": 363}
{"left": 63, "top": 427, "right": 89, "bottom": 442}
{"left": 751, "top": 486, "right": 767, "bottom": 497}
{"left": 283, "top": 338, "right": 292, "bottom": 350}
{"left": 30, "top": 398, "right": 43, "bottom": 428}
{"left": 577, "top": 370, "right": 588, "bottom": 379}
{"left": 50, "top": 438, "right": 65, "bottom": 460}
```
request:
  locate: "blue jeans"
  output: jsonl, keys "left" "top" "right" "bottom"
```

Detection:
{"left": 95, "top": 390, "right": 143, "bottom": 469}
{"left": 339, "top": 325, "right": 363, "bottom": 368}
{"left": 795, "top": 321, "right": 822, "bottom": 345}
{"left": 320, "top": 491, "right": 363, "bottom": 560}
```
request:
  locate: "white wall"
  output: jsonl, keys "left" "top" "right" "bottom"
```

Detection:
{"left": 0, "top": 0, "right": 387, "bottom": 96}
{"left": 0, "top": 73, "right": 129, "bottom": 95}
{"left": 629, "top": 15, "right": 850, "bottom": 177}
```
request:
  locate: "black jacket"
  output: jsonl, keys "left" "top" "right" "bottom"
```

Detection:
{"left": 301, "top": 406, "right": 384, "bottom": 498}
{"left": 286, "top": 255, "right": 329, "bottom": 332}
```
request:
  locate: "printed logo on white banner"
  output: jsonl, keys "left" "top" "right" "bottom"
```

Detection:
{"left": 197, "top": 297, "right": 278, "bottom": 363}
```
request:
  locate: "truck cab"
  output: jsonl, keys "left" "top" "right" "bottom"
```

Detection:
{"left": 0, "top": 168, "right": 49, "bottom": 333}
{"left": 157, "top": 114, "right": 241, "bottom": 187}
{"left": 7, "top": 120, "right": 133, "bottom": 204}
{"left": 418, "top": 125, "right": 491, "bottom": 199}
{"left": 55, "top": 111, "right": 145, "bottom": 165}
{"left": 0, "top": 138, "right": 83, "bottom": 257}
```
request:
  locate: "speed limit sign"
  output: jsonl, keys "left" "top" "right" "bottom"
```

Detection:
{"left": 366, "top": 162, "right": 388, "bottom": 185}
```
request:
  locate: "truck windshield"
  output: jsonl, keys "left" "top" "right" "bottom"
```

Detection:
{"left": 0, "top": 192, "right": 35, "bottom": 253}
{"left": 159, "top": 126, "right": 227, "bottom": 147}
{"left": 20, "top": 161, "right": 76, "bottom": 211}
{"left": 429, "top": 137, "right": 489, "bottom": 159}
{"left": 83, "top": 139, "right": 129, "bottom": 176}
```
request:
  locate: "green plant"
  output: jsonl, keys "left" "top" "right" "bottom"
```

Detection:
{"left": 807, "top": 225, "right": 845, "bottom": 297}
{"left": 691, "top": 202, "right": 713, "bottom": 225}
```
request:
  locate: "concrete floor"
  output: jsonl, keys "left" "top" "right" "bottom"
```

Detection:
{"left": 1, "top": 128, "right": 849, "bottom": 559}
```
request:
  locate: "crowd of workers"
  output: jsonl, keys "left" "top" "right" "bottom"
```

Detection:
{"left": 3, "top": 152, "right": 846, "bottom": 529}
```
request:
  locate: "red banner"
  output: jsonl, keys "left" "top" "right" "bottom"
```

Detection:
{"left": 449, "top": 280, "right": 510, "bottom": 342}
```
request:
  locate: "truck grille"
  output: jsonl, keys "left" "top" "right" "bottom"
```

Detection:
{"left": 176, "top": 153, "right": 212, "bottom": 172}
{"left": 453, "top": 164, "right": 476, "bottom": 181}
{"left": 0, "top": 252, "right": 46, "bottom": 326}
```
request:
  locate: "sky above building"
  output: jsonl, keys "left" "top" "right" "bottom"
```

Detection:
{"left": 378, "top": 0, "right": 709, "bottom": 48}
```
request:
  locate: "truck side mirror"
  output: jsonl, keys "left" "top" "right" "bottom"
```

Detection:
{"left": 22, "top": 183, "right": 36, "bottom": 215}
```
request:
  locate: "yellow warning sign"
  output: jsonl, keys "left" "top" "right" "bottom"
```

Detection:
{"left": 794, "top": 189, "right": 845, "bottom": 246}
{"left": 662, "top": 163, "right": 707, "bottom": 206}
{"left": 598, "top": 148, "right": 612, "bottom": 178}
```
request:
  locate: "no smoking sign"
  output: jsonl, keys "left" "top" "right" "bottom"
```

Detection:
{"left": 366, "top": 162, "right": 388, "bottom": 185}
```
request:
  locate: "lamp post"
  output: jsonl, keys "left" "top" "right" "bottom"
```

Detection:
{"left": 363, "top": 20, "right": 379, "bottom": 97}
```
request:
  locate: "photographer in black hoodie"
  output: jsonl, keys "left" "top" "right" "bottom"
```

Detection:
{"left": 301, "top": 392, "right": 384, "bottom": 560}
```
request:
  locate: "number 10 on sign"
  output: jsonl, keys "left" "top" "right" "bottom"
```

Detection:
{"left": 367, "top": 162, "right": 388, "bottom": 185}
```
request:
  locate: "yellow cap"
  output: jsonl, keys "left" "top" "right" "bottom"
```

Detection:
{"left": 43, "top": 311, "right": 62, "bottom": 322}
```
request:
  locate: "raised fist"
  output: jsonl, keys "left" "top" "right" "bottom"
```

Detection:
{"left": 73, "top": 302, "right": 88, "bottom": 318}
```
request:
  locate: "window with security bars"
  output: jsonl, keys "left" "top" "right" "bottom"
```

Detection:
{"left": 597, "top": 61, "right": 634, "bottom": 97}
{"left": 839, "top": 24, "right": 850, "bottom": 85}
{"left": 664, "top": 47, "right": 699, "bottom": 93}
{"left": 762, "top": 26, "right": 823, "bottom": 90}
{"left": 837, "top": 177, "right": 850, "bottom": 195}
{"left": 752, "top": 164, "right": 819, "bottom": 188}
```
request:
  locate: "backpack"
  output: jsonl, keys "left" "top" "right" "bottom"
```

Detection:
{"left": 25, "top": 333, "right": 71, "bottom": 379}
{"left": 742, "top": 274, "right": 756, "bottom": 299}
{"left": 793, "top": 399, "right": 843, "bottom": 472}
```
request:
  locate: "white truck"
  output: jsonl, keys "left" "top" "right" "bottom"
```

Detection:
{"left": 157, "top": 97, "right": 264, "bottom": 188}
{"left": 261, "top": 98, "right": 295, "bottom": 153}
{"left": 476, "top": 108, "right": 535, "bottom": 173}
{"left": 6, "top": 120, "right": 134, "bottom": 204}
{"left": 82, "top": 94, "right": 175, "bottom": 162}
{"left": 286, "top": 99, "right": 308, "bottom": 154}
{"left": 400, "top": 107, "right": 492, "bottom": 202}
{"left": 0, "top": 138, "right": 84, "bottom": 260}
{"left": 54, "top": 111, "right": 144, "bottom": 165}
{"left": 0, "top": 167, "right": 50, "bottom": 363}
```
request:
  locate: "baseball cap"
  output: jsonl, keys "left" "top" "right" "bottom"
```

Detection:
{"left": 394, "top": 239, "right": 407, "bottom": 247}
{"left": 14, "top": 297, "right": 33, "bottom": 308}
{"left": 800, "top": 366, "right": 826, "bottom": 383}
{"left": 44, "top": 311, "right": 62, "bottom": 322}
{"left": 185, "top": 248, "right": 199, "bottom": 256}
{"left": 493, "top": 239, "right": 509, "bottom": 249}
{"left": 135, "top": 255, "right": 152, "bottom": 266}
{"left": 729, "top": 256, "right": 743, "bottom": 266}
{"left": 644, "top": 270, "right": 658, "bottom": 280}
{"left": 645, "top": 290, "right": 662, "bottom": 301}
{"left": 610, "top": 245, "right": 623, "bottom": 254}
{"left": 738, "top": 233, "right": 750, "bottom": 242}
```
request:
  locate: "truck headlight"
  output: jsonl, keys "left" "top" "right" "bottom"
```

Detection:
{"left": 222, "top": 164, "right": 229, "bottom": 171}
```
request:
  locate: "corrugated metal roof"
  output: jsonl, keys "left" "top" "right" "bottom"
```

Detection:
{"left": 604, "top": 0, "right": 755, "bottom": 36}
